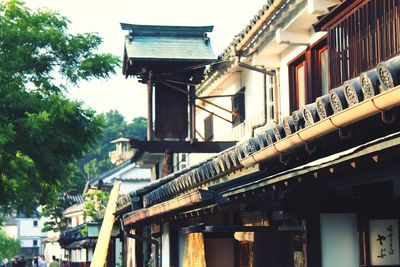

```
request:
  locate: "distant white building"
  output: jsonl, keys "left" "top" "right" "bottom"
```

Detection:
{"left": 3, "top": 212, "right": 48, "bottom": 257}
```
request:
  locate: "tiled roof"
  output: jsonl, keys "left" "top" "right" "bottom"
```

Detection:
{"left": 217, "top": 0, "right": 276, "bottom": 60}
{"left": 89, "top": 160, "right": 150, "bottom": 187}
{"left": 199, "top": 0, "right": 285, "bottom": 93}
{"left": 198, "top": 0, "right": 310, "bottom": 94}
{"left": 89, "top": 160, "right": 131, "bottom": 185}
{"left": 121, "top": 23, "right": 216, "bottom": 61}
{"left": 65, "top": 195, "right": 83, "bottom": 204}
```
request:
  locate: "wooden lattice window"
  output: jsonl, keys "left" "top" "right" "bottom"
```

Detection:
{"left": 326, "top": 0, "right": 400, "bottom": 88}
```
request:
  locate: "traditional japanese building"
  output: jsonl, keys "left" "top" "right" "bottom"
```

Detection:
{"left": 118, "top": 0, "right": 400, "bottom": 266}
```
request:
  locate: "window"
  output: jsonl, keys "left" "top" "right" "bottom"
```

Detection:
{"left": 204, "top": 114, "right": 214, "bottom": 141}
{"left": 232, "top": 87, "right": 245, "bottom": 127}
{"left": 33, "top": 240, "right": 38, "bottom": 246}
{"left": 324, "top": 0, "right": 400, "bottom": 87}
{"left": 33, "top": 220, "right": 38, "bottom": 227}
{"left": 311, "top": 38, "right": 329, "bottom": 96}
{"left": 289, "top": 38, "right": 329, "bottom": 112}
{"left": 266, "top": 74, "right": 276, "bottom": 122}
{"left": 289, "top": 53, "right": 308, "bottom": 112}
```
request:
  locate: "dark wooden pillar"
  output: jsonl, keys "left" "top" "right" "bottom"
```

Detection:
{"left": 122, "top": 231, "right": 128, "bottom": 267}
{"left": 147, "top": 71, "right": 154, "bottom": 141}
{"left": 162, "top": 149, "right": 174, "bottom": 177}
{"left": 169, "top": 225, "right": 179, "bottom": 267}
{"left": 188, "top": 85, "right": 196, "bottom": 142}
{"left": 135, "top": 228, "right": 143, "bottom": 267}
{"left": 305, "top": 212, "right": 321, "bottom": 267}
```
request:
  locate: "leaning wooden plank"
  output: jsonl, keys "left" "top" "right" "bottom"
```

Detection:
{"left": 90, "top": 181, "right": 121, "bottom": 267}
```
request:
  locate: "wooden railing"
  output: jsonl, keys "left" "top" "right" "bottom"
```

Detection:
{"left": 329, "top": 0, "right": 400, "bottom": 87}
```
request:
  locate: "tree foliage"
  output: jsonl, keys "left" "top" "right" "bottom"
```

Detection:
{"left": 0, "top": 0, "right": 119, "bottom": 214}
{"left": 41, "top": 193, "right": 77, "bottom": 233}
{"left": 83, "top": 189, "right": 109, "bottom": 221}
{"left": 0, "top": 230, "right": 20, "bottom": 260}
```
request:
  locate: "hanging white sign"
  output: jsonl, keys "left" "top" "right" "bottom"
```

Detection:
{"left": 369, "top": 219, "right": 400, "bottom": 266}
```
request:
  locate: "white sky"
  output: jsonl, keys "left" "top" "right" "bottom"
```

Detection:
{"left": 26, "top": 0, "right": 267, "bottom": 121}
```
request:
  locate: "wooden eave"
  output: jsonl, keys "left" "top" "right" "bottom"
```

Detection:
{"left": 181, "top": 224, "right": 304, "bottom": 234}
{"left": 222, "top": 131, "right": 400, "bottom": 198}
{"left": 123, "top": 189, "right": 215, "bottom": 227}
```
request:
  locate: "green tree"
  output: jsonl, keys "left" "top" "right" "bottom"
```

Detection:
{"left": 0, "top": 230, "right": 20, "bottom": 260}
{"left": 41, "top": 192, "right": 78, "bottom": 233}
{"left": 0, "top": 0, "right": 119, "bottom": 215}
{"left": 127, "top": 117, "right": 147, "bottom": 141}
{"left": 83, "top": 189, "right": 109, "bottom": 221}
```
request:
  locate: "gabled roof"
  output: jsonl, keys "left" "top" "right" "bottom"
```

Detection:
{"left": 89, "top": 160, "right": 131, "bottom": 185}
{"left": 121, "top": 23, "right": 215, "bottom": 61}
{"left": 89, "top": 160, "right": 151, "bottom": 187}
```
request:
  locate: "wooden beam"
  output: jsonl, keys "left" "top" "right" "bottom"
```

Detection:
{"left": 129, "top": 139, "right": 237, "bottom": 153}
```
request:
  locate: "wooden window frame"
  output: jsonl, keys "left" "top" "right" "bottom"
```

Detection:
{"left": 289, "top": 52, "right": 309, "bottom": 112}
{"left": 311, "top": 37, "right": 329, "bottom": 98}
{"left": 232, "top": 87, "right": 246, "bottom": 127}
{"left": 289, "top": 37, "right": 329, "bottom": 113}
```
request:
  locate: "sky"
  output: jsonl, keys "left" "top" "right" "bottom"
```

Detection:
{"left": 26, "top": 0, "right": 267, "bottom": 121}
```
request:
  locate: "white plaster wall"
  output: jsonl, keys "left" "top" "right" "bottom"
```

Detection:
{"left": 161, "top": 223, "right": 170, "bottom": 267}
{"left": 19, "top": 218, "right": 43, "bottom": 236}
{"left": 119, "top": 167, "right": 151, "bottom": 180}
{"left": 320, "top": 213, "right": 360, "bottom": 267}
{"left": 71, "top": 250, "right": 76, "bottom": 262}
{"left": 241, "top": 68, "right": 265, "bottom": 119}
{"left": 78, "top": 216, "right": 84, "bottom": 225}
{"left": 71, "top": 217, "right": 78, "bottom": 228}
{"left": 44, "top": 242, "right": 62, "bottom": 263}
{"left": 120, "top": 181, "right": 151, "bottom": 195}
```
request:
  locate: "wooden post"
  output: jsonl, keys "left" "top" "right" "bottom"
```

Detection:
{"left": 162, "top": 149, "right": 174, "bottom": 177}
{"left": 305, "top": 212, "right": 322, "bottom": 267}
{"left": 189, "top": 85, "right": 196, "bottom": 142}
{"left": 147, "top": 71, "right": 154, "bottom": 141}
{"left": 90, "top": 182, "right": 121, "bottom": 267}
